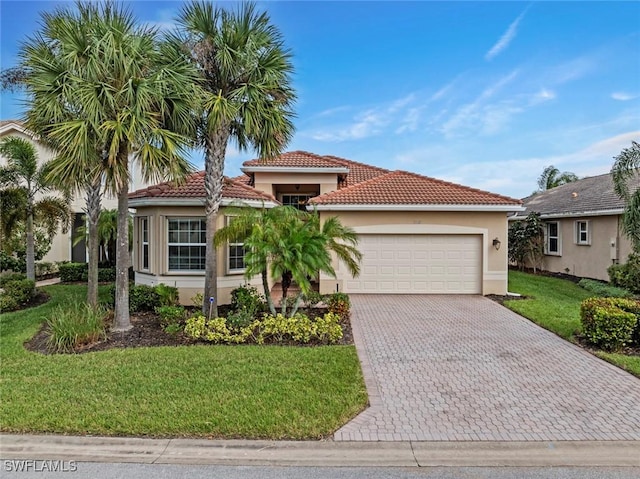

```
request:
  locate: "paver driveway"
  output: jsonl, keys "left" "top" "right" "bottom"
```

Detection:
{"left": 334, "top": 295, "right": 640, "bottom": 442}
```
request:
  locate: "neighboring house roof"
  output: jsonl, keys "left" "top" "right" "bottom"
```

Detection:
{"left": 129, "top": 172, "right": 277, "bottom": 207}
{"left": 309, "top": 170, "right": 521, "bottom": 210}
{"left": 0, "top": 119, "right": 29, "bottom": 136}
{"left": 515, "top": 172, "right": 640, "bottom": 218}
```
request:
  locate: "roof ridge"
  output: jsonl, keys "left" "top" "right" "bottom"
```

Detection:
{"left": 323, "top": 154, "right": 390, "bottom": 173}
{"left": 395, "top": 169, "right": 522, "bottom": 204}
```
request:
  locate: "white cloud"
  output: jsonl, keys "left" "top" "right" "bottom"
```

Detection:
{"left": 611, "top": 92, "right": 638, "bottom": 101}
{"left": 440, "top": 70, "right": 519, "bottom": 138}
{"left": 485, "top": 5, "right": 530, "bottom": 61}
{"left": 308, "top": 93, "right": 421, "bottom": 142}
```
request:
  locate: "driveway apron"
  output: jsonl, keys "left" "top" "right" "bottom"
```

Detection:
{"left": 334, "top": 295, "right": 640, "bottom": 441}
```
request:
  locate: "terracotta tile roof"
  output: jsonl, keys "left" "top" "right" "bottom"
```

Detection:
{"left": 515, "top": 171, "right": 640, "bottom": 217}
{"left": 232, "top": 174, "right": 252, "bottom": 185}
{"left": 322, "top": 155, "right": 390, "bottom": 187}
{"left": 309, "top": 170, "right": 522, "bottom": 206}
{"left": 242, "top": 150, "right": 346, "bottom": 169}
{"left": 129, "top": 172, "right": 276, "bottom": 202}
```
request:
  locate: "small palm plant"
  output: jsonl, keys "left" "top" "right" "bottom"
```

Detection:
{"left": 216, "top": 205, "right": 361, "bottom": 317}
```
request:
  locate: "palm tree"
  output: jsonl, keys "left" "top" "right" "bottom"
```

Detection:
{"left": 73, "top": 209, "right": 132, "bottom": 266}
{"left": 537, "top": 165, "right": 579, "bottom": 191}
{"left": 19, "top": 1, "right": 198, "bottom": 329}
{"left": 215, "top": 206, "right": 361, "bottom": 317}
{"left": 177, "top": 1, "right": 296, "bottom": 317}
{"left": 612, "top": 141, "right": 640, "bottom": 251}
{"left": 0, "top": 137, "right": 70, "bottom": 280}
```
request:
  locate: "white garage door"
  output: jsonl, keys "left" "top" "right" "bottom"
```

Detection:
{"left": 344, "top": 234, "right": 482, "bottom": 294}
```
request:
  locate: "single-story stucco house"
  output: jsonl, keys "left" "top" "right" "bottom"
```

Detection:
{"left": 128, "top": 151, "right": 524, "bottom": 304}
{"left": 513, "top": 172, "right": 639, "bottom": 281}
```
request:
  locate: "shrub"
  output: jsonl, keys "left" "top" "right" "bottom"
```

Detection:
{"left": 0, "top": 251, "right": 25, "bottom": 273}
{"left": 255, "top": 312, "right": 343, "bottom": 345}
{"left": 578, "top": 278, "right": 635, "bottom": 298}
{"left": 0, "top": 295, "right": 19, "bottom": 313}
{"left": 326, "top": 292, "right": 351, "bottom": 319}
{"left": 129, "top": 284, "right": 160, "bottom": 312}
{"left": 59, "top": 262, "right": 87, "bottom": 282}
{"left": 35, "top": 261, "right": 57, "bottom": 278}
{"left": 184, "top": 311, "right": 343, "bottom": 345}
{"left": 226, "top": 308, "right": 255, "bottom": 329}
{"left": 97, "top": 266, "right": 116, "bottom": 282}
{"left": 580, "top": 297, "right": 640, "bottom": 351}
{"left": 311, "top": 312, "right": 343, "bottom": 344}
{"left": 2, "top": 278, "right": 36, "bottom": 306}
{"left": 156, "top": 305, "right": 186, "bottom": 329}
{"left": 303, "top": 291, "right": 326, "bottom": 308}
{"left": 155, "top": 283, "right": 179, "bottom": 307}
{"left": 46, "top": 302, "right": 107, "bottom": 353}
{"left": 184, "top": 314, "right": 253, "bottom": 344}
{"left": 231, "top": 285, "right": 265, "bottom": 316}
{"left": 0, "top": 272, "right": 27, "bottom": 287}
{"left": 608, "top": 253, "right": 640, "bottom": 294}
{"left": 156, "top": 305, "right": 186, "bottom": 335}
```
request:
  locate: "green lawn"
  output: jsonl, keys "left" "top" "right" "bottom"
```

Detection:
{"left": 505, "top": 270, "right": 640, "bottom": 377}
{"left": 0, "top": 285, "right": 367, "bottom": 439}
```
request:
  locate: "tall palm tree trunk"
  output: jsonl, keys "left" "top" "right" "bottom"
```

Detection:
{"left": 203, "top": 128, "right": 229, "bottom": 318}
{"left": 113, "top": 147, "right": 131, "bottom": 331}
{"left": 86, "top": 177, "right": 102, "bottom": 308}
{"left": 25, "top": 201, "right": 35, "bottom": 281}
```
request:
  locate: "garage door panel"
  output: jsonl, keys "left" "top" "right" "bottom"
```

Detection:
{"left": 345, "top": 234, "right": 481, "bottom": 294}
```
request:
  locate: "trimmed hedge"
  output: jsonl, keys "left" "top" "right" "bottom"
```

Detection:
{"left": 59, "top": 262, "right": 123, "bottom": 283}
{"left": 107, "top": 283, "right": 180, "bottom": 312}
{"left": 580, "top": 297, "right": 640, "bottom": 351}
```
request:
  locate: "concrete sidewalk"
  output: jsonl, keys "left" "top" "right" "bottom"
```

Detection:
{"left": 1, "top": 434, "right": 639, "bottom": 467}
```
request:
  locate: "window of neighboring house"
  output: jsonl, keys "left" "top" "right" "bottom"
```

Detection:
{"left": 545, "top": 222, "right": 561, "bottom": 255}
{"left": 141, "top": 217, "right": 149, "bottom": 271}
{"left": 575, "top": 220, "right": 590, "bottom": 245}
{"left": 281, "top": 194, "right": 314, "bottom": 211}
{"left": 226, "top": 216, "right": 246, "bottom": 273}
{"left": 167, "top": 218, "right": 206, "bottom": 271}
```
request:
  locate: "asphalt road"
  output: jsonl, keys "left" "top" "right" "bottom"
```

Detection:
{"left": 2, "top": 463, "right": 640, "bottom": 479}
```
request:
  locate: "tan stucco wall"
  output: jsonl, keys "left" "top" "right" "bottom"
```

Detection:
{"left": 318, "top": 210, "right": 510, "bottom": 295}
{"left": 0, "top": 126, "right": 148, "bottom": 264}
{"left": 251, "top": 171, "right": 339, "bottom": 198}
{"left": 131, "top": 204, "right": 272, "bottom": 305}
{"left": 542, "top": 215, "right": 633, "bottom": 281}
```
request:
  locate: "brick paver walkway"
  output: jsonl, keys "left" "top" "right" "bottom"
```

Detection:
{"left": 334, "top": 295, "right": 640, "bottom": 441}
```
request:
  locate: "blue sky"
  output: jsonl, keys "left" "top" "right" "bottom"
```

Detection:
{"left": 1, "top": 1, "right": 639, "bottom": 199}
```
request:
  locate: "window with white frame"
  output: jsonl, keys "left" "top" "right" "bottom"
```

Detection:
{"left": 575, "top": 220, "right": 590, "bottom": 245}
{"left": 281, "top": 194, "right": 314, "bottom": 211}
{"left": 226, "top": 216, "right": 246, "bottom": 273}
{"left": 141, "top": 217, "right": 149, "bottom": 270}
{"left": 167, "top": 218, "right": 206, "bottom": 271}
{"left": 545, "top": 222, "right": 561, "bottom": 255}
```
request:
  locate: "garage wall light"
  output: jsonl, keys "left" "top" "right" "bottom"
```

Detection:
{"left": 492, "top": 238, "right": 501, "bottom": 251}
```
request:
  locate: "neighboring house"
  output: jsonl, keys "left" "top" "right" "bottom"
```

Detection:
{"left": 513, "top": 172, "right": 639, "bottom": 281}
{"left": 129, "top": 151, "right": 523, "bottom": 304}
{"left": 0, "top": 120, "right": 149, "bottom": 264}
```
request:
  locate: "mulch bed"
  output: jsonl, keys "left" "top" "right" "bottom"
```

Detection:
{"left": 25, "top": 306, "right": 354, "bottom": 355}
